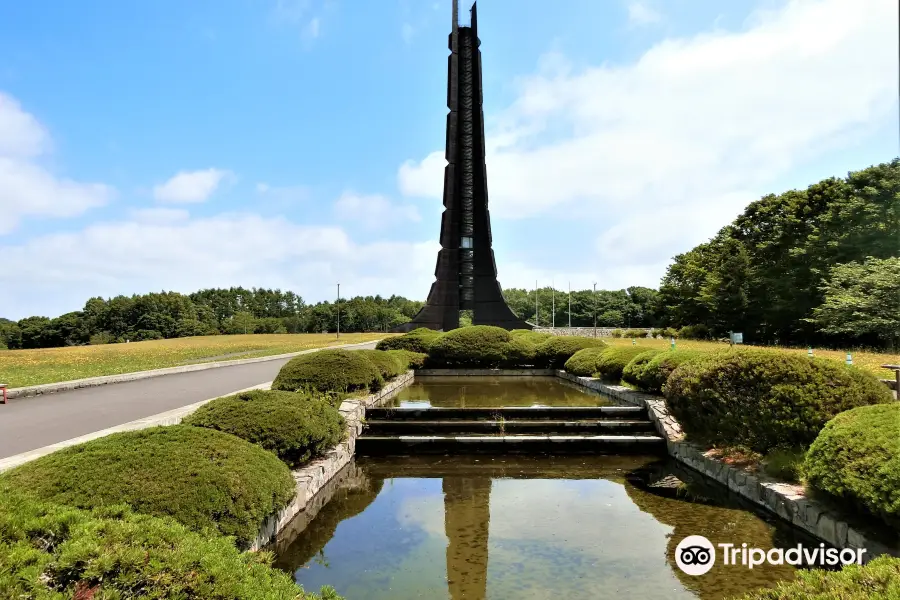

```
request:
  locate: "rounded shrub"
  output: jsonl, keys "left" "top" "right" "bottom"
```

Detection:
{"left": 677, "top": 324, "right": 711, "bottom": 340}
{"left": 375, "top": 328, "right": 442, "bottom": 353}
{"left": 736, "top": 555, "right": 900, "bottom": 600}
{"left": 0, "top": 426, "right": 295, "bottom": 547}
{"left": 564, "top": 347, "right": 609, "bottom": 376}
{"left": 427, "top": 325, "right": 513, "bottom": 368}
{"left": 594, "top": 346, "right": 655, "bottom": 381}
{"left": 635, "top": 350, "right": 704, "bottom": 394}
{"left": 272, "top": 349, "right": 383, "bottom": 396}
{"left": 534, "top": 336, "right": 606, "bottom": 369}
{"left": 510, "top": 329, "right": 554, "bottom": 345}
{"left": 502, "top": 335, "right": 539, "bottom": 367}
{"left": 355, "top": 349, "right": 405, "bottom": 379}
{"left": 623, "top": 328, "right": 647, "bottom": 339}
{"left": 803, "top": 403, "right": 900, "bottom": 527}
{"left": 621, "top": 349, "right": 664, "bottom": 385}
{"left": 664, "top": 349, "right": 894, "bottom": 453}
{"left": 183, "top": 390, "right": 344, "bottom": 468}
{"left": 0, "top": 485, "right": 338, "bottom": 600}
{"left": 610, "top": 329, "right": 624, "bottom": 338}
{"left": 385, "top": 349, "right": 427, "bottom": 370}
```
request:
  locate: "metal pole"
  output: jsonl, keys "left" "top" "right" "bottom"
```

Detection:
{"left": 592, "top": 282, "right": 597, "bottom": 338}
{"left": 336, "top": 283, "right": 340, "bottom": 339}
{"left": 552, "top": 280, "right": 555, "bottom": 329}
{"left": 535, "top": 280, "right": 539, "bottom": 327}
{"left": 568, "top": 282, "right": 571, "bottom": 328}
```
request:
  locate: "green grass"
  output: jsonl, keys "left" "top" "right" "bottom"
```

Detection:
{"left": 0, "top": 332, "right": 389, "bottom": 388}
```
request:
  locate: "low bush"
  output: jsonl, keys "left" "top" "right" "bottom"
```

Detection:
{"left": 502, "top": 335, "right": 539, "bottom": 367}
{"left": 736, "top": 555, "right": 900, "bottom": 599}
{"left": 385, "top": 349, "right": 427, "bottom": 370}
{"left": 657, "top": 327, "right": 678, "bottom": 339}
{"left": 594, "top": 346, "right": 655, "bottom": 382}
{"left": 355, "top": 349, "right": 406, "bottom": 379}
{"left": 426, "top": 325, "right": 516, "bottom": 368}
{"left": 677, "top": 324, "right": 711, "bottom": 340}
{"left": 375, "top": 328, "right": 442, "bottom": 353}
{"left": 803, "top": 403, "right": 900, "bottom": 527}
{"left": 665, "top": 349, "right": 893, "bottom": 453}
{"left": 762, "top": 447, "right": 806, "bottom": 483}
{"left": 183, "top": 390, "right": 344, "bottom": 468}
{"left": 623, "top": 328, "right": 647, "bottom": 339}
{"left": 610, "top": 329, "right": 624, "bottom": 338}
{"left": 273, "top": 349, "right": 383, "bottom": 395}
{"left": 534, "top": 336, "right": 606, "bottom": 369}
{"left": 0, "top": 426, "right": 295, "bottom": 547}
{"left": 0, "top": 485, "right": 338, "bottom": 600}
{"left": 564, "top": 347, "right": 610, "bottom": 376}
{"left": 621, "top": 349, "right": 664, "bottom": 385}
{"left": 510, "top": 329, "right": 554, "bottom": 345}
{"left": 635, "top": 350, "right": 704, "bottom": 394}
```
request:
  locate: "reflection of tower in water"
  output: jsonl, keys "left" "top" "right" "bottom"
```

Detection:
{"left": 443, "top": 477, "right": 492, "bottom": 600}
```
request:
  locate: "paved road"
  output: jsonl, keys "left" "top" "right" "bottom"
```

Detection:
{"left": 0, "top": 341, "right": 378, "bottom": 459}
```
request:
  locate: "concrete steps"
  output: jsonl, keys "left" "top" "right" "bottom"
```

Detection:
{"left": 357, "top": 405, "right": 665, "bottom": 455}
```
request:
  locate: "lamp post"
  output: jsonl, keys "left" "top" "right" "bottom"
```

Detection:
{"left": 336, "top": 283, "right": 340, "bottom": 339}
{"left": 535, "top": 280, "right": 539, "bottom": 327}
{"left": 592, "top": 282, "right": 597, "bottom": 338}
{"left": 552, "top": 279, "right": 555, "bottom": 329}
{"left": 568, "top": 282, "right": 571, "bottom": 328}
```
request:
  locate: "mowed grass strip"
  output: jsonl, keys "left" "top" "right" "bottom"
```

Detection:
{"left": 603, "top": 337, "right": 900, "bottom": 379}
{"left": 0, "top": 333, "right": 391, "bottom": 388}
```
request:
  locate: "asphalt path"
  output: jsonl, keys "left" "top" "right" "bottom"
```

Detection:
{"left": 0, "top": 341, "right": 378, "bottom": 459}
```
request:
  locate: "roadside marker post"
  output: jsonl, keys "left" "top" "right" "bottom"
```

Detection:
{"left": 0, "top": 383, "right": 6, "bottom": 405}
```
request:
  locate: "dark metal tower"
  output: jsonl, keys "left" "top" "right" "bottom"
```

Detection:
{"left": 394, "top": 1, "right": 531, "bottom": 332}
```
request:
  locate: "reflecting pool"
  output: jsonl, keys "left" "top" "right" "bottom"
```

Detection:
{"left": 386, "top": 376, "right": 620, "bottom": 408}
{"left": 274, "top": 455, "right": 821, "bottom": 600}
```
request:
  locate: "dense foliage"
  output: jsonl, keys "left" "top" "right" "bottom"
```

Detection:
{"left": 621, "top": 349, "right": 663, "bottom": 385}
{"left": 0, "top": 287, "right": 423, "bottom": 349}
{"left": 593, "top": 346, "right": 655, "bottom": 382}
{"left": 503, "top": 286, "right": 661, "bottom": 328}
{"left": 563, "top": 347, "right": 610, "bottom": 376}
{"left": 0, "top": 426, "right": 295, "bottom": 547}
{"left": 183, "top": 390, "right": 344, "bottom": 468}
{"left": 634, "top": 350, "right": 704, "bottom": 394}
{"left": 385, "top": 349, "right": 427, "bottom": 370}
{"left": 426, "top": 326, "right": 522, "bottom": 368}
{"left": 803, "top": 403, "right": 900, "bottom": 527}
{"left": 736, "top": 555, "right": 900, "bottom": 600}
{"left": 272, "top": 349, "right": 383, "bottom": 397}
{"left": 355, "top": 349, "right": 407, "bottom": 379}
{"left": 0, "top": 485, "right": 339, "bottom": 600}
{"left": 375, "top": 327, "right": 442, "bottom": 353}
{"left": 665, "top": 349, "right": 893, "bottom": 452}
{"left": 534, "top": 336, "right": 606, "bottom": 369}
{"left": 657, "top": 159, "right": 900, "bottom": 348}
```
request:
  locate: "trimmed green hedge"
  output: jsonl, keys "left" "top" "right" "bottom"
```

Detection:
{"left": 803, "top": 403, "right": 900, "bottom": 527}
{"left": 375, "top": 328, "right": 442, "bottom": 353}
{"left": 665, "top": 349, "right": 894, "bottom": 453}
{"left": 273, "top": 349, "right": 383, "bottom": 396}
{"left": 736, "top": 555, "right": 900, "bottom": 599}
{"left": 0, "top": 486, "right": 338, "bottom": 600}
{"left": 427, "top": 325, "right": 519, "bottom": 368}
{"left": 593, "top": 346, "right": 654, "bottom": 381}
{"left": 534, "top": 336, "right": 606, "bottom": 369}
{"left": 183, "top": 390, "right": 344, "bottom": 468}
{"left": 621, "top": 349, "right": 663, "bottom": 385}
{"left": 564, "top": 347, "right": 610, "bottom": 376}
{"left": 510, "top": 329, "right": 554, "bottom": 346}
{"left": 355, "top": 349, "right": 406, "bottom": 379}
{"left": 0, "top": 426, "right": 295, "bottom": 547}
{"left": 635, "top": 350, "right": 704, "bottom": 394}
{"left": 386, "top": 349, "right": 427, "bottom": 370}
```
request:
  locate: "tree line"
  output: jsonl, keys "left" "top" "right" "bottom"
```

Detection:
{"left": 0, "top": 288, "right": 424, "bottom": 350}
{"left": 656, "top": 158, "right": 900, "bottom": 349}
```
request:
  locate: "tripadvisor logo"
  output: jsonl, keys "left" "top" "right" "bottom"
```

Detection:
{"left": 675, "top": 535, "right": 866, "bottom": 576}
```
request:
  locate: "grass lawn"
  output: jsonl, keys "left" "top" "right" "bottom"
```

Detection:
{"left": 0, "top": 333, "right": 392, "bottom": 388}
{"left": 603, "top": 337, "right": 900, "bottom": 380}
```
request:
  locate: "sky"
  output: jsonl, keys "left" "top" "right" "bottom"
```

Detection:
{"left": 0, "top": 0, "right": 897, "bottom": 320}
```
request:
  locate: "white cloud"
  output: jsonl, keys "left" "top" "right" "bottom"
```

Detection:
{"left": 129, "top": 207, "right": 191, "bottom": 224}
{"left": 627, "top": 1, "right": 662, "bottom": 26}
{"left": 152, "top": 168, "right": 231, "bottom": 203}
{"left": 0, "top": 92, "right": 114, "bottom": 235}
{"left": 398, "top": 0, "right": 897, "bottom": 288}
{"left": 334, "top": 190, "right": 421, "bottom": 228}
{"left": 0, "top": 213, "right": 439, "bottom": 319}
{"left": 256, "top": 182, "right": 309, "bottom": 205}
{"left": 305, "top": 17, "right": 321, "bottom": 39}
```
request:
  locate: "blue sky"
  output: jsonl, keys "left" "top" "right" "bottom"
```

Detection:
{"left": 0, "top": 0, "right": 896, "bottom": 320}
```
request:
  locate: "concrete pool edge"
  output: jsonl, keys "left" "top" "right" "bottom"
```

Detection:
{"left": 556, "top": 371, "right": 900, "bottom": 563}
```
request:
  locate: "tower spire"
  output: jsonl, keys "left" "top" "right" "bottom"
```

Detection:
{"left": 452, "top": 0, "right": 458, "bottom": 34}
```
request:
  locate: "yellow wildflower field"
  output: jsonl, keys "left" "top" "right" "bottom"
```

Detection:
{"left": 602, "top": 337, "right": 900, "bottom": 380}
{"left": 0, "top": 333, "right": 390, "bottom": 388}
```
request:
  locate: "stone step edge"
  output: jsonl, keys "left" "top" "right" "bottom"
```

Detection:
{"left": 359, "top": 435, "right": 665, "bottom": 442}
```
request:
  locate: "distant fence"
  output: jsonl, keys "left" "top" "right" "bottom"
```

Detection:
{"left": 533, "top": 327, "right": 654, "bottom": 338}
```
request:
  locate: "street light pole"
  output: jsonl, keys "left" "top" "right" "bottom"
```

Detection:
{"left": 552, "top": 279, "right": 555, "bottom": 329}
{"left": 593, "top": 282, "right": 597, "bottom": 338}
{"left": 336, "top": 283, "right": 340, "bottom": 339}
{"left": 535, "top": 279, "right": 539, "bottom": 327}
{"left": 568, "top": 281, "right": 571, "bottom": 328}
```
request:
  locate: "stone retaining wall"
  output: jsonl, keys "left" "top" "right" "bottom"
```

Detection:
{"left": 556, "top": 371, "right": 900, "bottom": 563}
{"left": 249, "top": 370, "right": 414, "bottom": 551}
{"left": 533, "top": 327, "right": 653, "bottom": 338}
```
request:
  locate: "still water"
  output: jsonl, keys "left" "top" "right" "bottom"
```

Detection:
{"left": 274, "top": 455, "right": 815, "bottom": 600}
{"left": 387, "top": 376, "right": 619, "bottom": 408}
